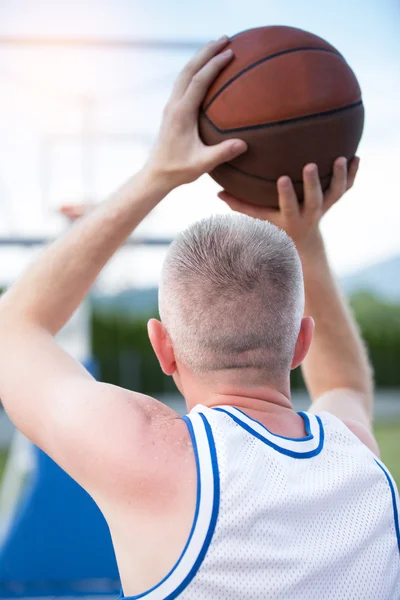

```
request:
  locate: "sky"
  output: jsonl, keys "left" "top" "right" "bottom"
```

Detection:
{"left": 0, "top": 0, "right": 399, "bottom": 290}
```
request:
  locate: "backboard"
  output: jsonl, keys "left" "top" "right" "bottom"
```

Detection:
{"left": 0, "top": 36, "right": 201, "bottom": 239}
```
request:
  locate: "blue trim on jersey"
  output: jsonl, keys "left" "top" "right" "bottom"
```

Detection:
{"left": 231, "top": 407, "right": 313, "bottom": 441}
{"left": 374, "top": 459, "right": 400, "bottom": 554}
{"left": 214, "top": 408, "right": 324, "bottom": 458}
{"left": 119, "top": 413, "right": 220, "bottom": 600}
{"left": 164, "top": 413, "right": 220, "bottom": 600}
{"left": 119, "top": 416, "right": 201, "bottom": 599}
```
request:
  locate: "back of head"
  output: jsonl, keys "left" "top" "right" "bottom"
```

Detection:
{"left": 159, "top": 214, "right": 304, "bottom": 383}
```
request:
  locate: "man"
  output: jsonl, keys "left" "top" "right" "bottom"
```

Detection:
{"left": 0, "top": 37, "right": 398, "bottom": 599}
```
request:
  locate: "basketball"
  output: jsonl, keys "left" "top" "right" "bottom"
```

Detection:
{"left": 199, "top": 26, "right": 364, "bottom": 207}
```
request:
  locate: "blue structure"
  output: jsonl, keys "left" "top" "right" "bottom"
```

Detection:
{"left": 0, "top": 359, "right": 120, "bottom": 598}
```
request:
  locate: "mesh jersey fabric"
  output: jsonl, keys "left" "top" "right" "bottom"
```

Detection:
{"left": 121, "top": 405, "right": 400, "bottom": 600}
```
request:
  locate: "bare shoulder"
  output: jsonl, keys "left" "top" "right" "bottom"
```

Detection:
{"left": 135, "top": 391, "right": 193, "bottom": 470}
{"left": 57, "top": 381, "right": 193, "bottom": 507}
{"left": 102, "top": 386, "right": 193, "bottom": 485}
{"left": 309, "top": 387, "right": 380, "bottom": 456}
{"left": 117, "top": 390, "right": 194, "bottom": 502}
{"left": 341, "top": 418, "right": 380, "bottom": 457}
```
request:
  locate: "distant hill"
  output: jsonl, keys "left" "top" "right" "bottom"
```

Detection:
{"left": 340, "top": 255, "right": 400, "bottom": 302}
{"left": 92, "top": 255, "right": 400, "bottom": 314}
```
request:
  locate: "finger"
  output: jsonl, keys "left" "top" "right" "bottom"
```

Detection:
{"left": 60, "top": 213, "right": 81, "bottom": 222}
{"left": 277, "top": 176, "right": 300, "bottom": 218}
{"left": 184, "top": 48, "right": 234, "bottom": 109}
{"left": 59, "top": 204, "right": 93, "bottom": 219}
{"left": 202, "top": 139, "right": 247, "bottom": 172}
{"left": 171, "top": 36, "right": 230, "bottom": 100}
{"left": 218, "top": 191, "right": 273, "bottom": 220}
{"left": 60, "top": 206, "right": 83, "bottom": 217}
{"left": 303, "top": 163, "right": 323, "bottom": 214}
{"left": 323, "top": 157, "right": 347, "bottom": 211}
{"left": 346, "top": 156, "right": 360, "bottom": 190}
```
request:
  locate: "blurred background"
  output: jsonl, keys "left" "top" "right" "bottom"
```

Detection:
{"left": 0, "top": 0, "right": 399, "bottom": 543}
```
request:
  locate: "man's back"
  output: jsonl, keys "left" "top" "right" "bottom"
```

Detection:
{"left": 118, "top": 405, "right": 399, "bottom": 599}
{"left": 0, "top": 37, "right": 397, "bottom": 600}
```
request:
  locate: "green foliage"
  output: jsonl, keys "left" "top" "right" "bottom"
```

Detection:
{"left": 90, "top": 292, "right": 400, "bottom": 394}
{"left": 350, "top": 292, "right": 400, "bottom": 388}
{"left": 0, "top": 448, "right": 8, "bottom": 480}
{"left": 350, "top": 291, "right": 400, "bottom": 332}
{"left": 292, "top": 291, "right": 400, "bottom": 389}
{"left": 91, "top": 309, "right": 176, "bottom": 395}
{"left": 374, "top": 421, "right": 400, "bottom": 487}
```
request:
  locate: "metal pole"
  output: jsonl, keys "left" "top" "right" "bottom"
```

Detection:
{"left": 0, "top": 237, "right": 173, "bottom": 247}
{"left": 80, "top": 95, "right": 96, "bottom": 204}
{"left": 0, "top": 37, "right": 205, "bottom": 50}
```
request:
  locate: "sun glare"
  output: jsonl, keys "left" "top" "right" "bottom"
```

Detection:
{"left": 2, "top": 43, "right": 124, "bottom": 132}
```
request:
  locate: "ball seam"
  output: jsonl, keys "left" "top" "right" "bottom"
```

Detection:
{"left": 218, "top": 161, "right": 333, "bottom": 185}
{"left": 201, "top": 100, "right": 363, "bottom": 134}
{"left": 203, "top": 46, "right": 345, "bottom": 111}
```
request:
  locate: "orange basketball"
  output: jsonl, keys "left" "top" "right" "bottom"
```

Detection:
{"left": 199, "top": 26, "right": 364, "bottom": 207}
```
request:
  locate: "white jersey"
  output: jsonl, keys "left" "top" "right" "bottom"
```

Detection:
{"left": 123, "top": 404, "right": 400, "bottom": 599}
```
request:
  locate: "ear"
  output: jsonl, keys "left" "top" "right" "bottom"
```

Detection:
{"left": 147, "top": 318, "right": 176, "bottom": 376}
{"left": 291, "top": 316, "right": 314, "bottom": 370}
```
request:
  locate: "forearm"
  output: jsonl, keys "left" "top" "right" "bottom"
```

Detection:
{"left": 299, "top": 235, "right": 373, "bottom": 411}
{"left": 0, "top": 169, "right": 170, "bottom": 335}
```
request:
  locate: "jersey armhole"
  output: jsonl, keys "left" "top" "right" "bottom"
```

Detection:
{"left": 120, "top": 412, "right": 220, "bottom": 600}
{"left": 374, "top": 458, "right": 400, "bottom": 555}
{"left": 341, "top": 418, "right": 380, "bottom": 457}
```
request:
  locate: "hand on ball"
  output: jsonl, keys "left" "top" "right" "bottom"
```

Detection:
{"left": 144, "top": 37, "right": 247, "bottom": 189}
{"left": 219, "top": 156, "right": 360, "bottom": 255}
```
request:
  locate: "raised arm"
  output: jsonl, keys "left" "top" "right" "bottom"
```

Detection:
{"left": 298, "top": 217, "right": 373, "bottom": 416}
{"left": 0, "top": 37, "right": 247, "bottom": 498}
{"left": 220, "top": 158, "right": 379, "bottom": 455}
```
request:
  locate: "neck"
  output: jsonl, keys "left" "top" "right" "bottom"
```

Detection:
{"left": 182, "top": 376, "right": 293, "bottom": 416}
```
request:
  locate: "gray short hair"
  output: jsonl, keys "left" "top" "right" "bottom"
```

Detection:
{"left": 159, "top": 214, "right": 304, "bottom": 379}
